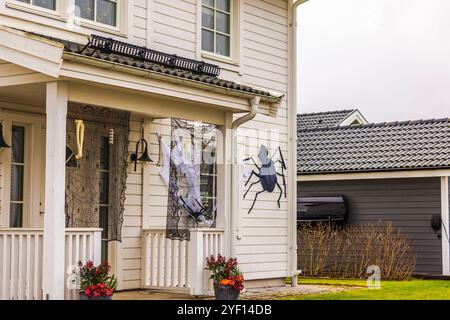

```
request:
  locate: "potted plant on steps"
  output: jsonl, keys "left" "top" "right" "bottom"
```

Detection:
{"left": 206, "top": 255, "right": 244, "bottom": 300}
{"left": 78, "top": 260, "right": 118, "bottom": 300}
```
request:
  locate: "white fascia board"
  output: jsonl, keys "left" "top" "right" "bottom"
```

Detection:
{"left": 298, "top": 169, "right": 450, "bottom": 181}
{"left": 0, "top": 26, "right": 63, "bottom": 78}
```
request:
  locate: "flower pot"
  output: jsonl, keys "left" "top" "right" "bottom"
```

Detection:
{"left": 214, "top": 285, "right": 240, "bottom": 300}
{"left": 79, "top": 293, "right": 113, "bottom": 300}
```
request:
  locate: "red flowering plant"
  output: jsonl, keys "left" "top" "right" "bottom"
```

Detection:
{"left": 77, "top": 260, "right": 118, "bottom": 298}
{"left": 206, "top": 255, "right": 244, "bottom": 292}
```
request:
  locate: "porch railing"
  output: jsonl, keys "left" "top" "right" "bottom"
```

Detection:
{"left": 64, "top": 228, "right": 102, "bottom": 300}
{"left": 0, "top": 228, "right": 102, "bottom": 300}
{"left": 142, "top": 228, "right": 225, "bottom": 296}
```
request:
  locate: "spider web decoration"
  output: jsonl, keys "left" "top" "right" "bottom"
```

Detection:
{"left": 166, "top": 118, "right": 217, "bottom": 241}
{"left": 65, "top": 104, "right": 130, "bottom": 242}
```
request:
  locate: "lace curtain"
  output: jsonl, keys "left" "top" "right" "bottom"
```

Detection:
{"left": 65, "top": 104, "right": 130, "bottom": 241}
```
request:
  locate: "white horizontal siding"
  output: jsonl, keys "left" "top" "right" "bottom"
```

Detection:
{"left": 151, "top": 0, "right": 197, "bottom": 58}
{"left": 133, "top": 0, "right": 148, "bottom": 46}
{"left": 235, "top": 0, "right": 290, "bottom": 281}
{"left": 121, "top": 115, "right": 144, "bottom": 290}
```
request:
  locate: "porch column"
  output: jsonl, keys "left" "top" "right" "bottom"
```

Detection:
{"left": 441, "top": 176, "right": 449, "bottom": 275}
{"left": 216, "top": 113, "right": 233, "bottom": 256}
{"left": 43, "top": 82, "right": 68, "bottom": 300}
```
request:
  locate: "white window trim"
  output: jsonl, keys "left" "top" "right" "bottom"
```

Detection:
{"left": 197, "top": 0, "right": 242, "bottom": 69}
{"left": 0, "top": 110, "right": 45, "bottom": 228}
{"left": 5, "top": 0, "right": 68, "bottom": 21}
{"left": 71, "top": 0, "right": 128, "bottom": 36}
{"left": 3, "top": 0, "right": 128, "bottom": 37}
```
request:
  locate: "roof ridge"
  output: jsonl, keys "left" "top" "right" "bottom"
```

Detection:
{"left": 298, "top": 117, "right": 449, "bottom": 132}
{"left": 297, "top": 109, "right": 356, "bottom": 117}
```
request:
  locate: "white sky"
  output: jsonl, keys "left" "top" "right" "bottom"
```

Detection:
{"left": 296, "top": 0, "right": 450, "bottom": 123}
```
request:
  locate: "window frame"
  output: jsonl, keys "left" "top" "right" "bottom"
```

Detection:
{"left": 6, "top": 0, "right": 66, "bottom": 21}
{"left": 9, "top": 125, "right": 26, "bottom": 228}
{"left": 0, "top": 111, "right": 45, "bottom": 229}
{"left": 201, "top": 0, "right": 233, "bottom": 58}
{"left": 72, "top": 0, "right": 127, "bottom": 36}
{"left": 99, "top": 135, "right": 110, "bottom": 262}
{"left": 4, "top": 0, "right": 128, "bottom": 37}
{"left": 198, "top": 0, "right": 241, "bottom": 66}
{"left": 200, "top": 129, "right": 217, "bottom": 223}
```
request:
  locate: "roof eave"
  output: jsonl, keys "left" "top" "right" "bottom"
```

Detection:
{"left": 297, "top": 165, "right": 450, "bottom": 176}
{"left": 62, "top": 51, "right": 283, "bottom": 116}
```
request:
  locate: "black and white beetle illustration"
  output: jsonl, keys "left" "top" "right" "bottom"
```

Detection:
{"left": 243, "top": 145, "right": 287, "bottom": 214}
{"left": 179, "top": 196, "right": 213, "bottom": 227}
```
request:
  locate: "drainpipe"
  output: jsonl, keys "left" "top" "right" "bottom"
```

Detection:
{"left": 289, "top": 0, "right": 308, "bottom": 286}
{"left": 229, "top": 96, "right": 260, "bottom": 257}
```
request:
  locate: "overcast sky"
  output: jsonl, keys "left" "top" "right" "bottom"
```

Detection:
{"left": 296, "top": 0, "right": 450, "bottom": 123}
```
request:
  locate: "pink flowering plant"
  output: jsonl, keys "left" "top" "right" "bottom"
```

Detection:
{"left": 206, "top": 254, "right": 244, "bottom": 292}
{"left": 78, "top": 260, "right": 118, "bottom": 298}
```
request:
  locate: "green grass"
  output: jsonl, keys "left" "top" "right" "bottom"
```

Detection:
{"left": 282, "top": 278, "right": 450, "bottom": 300}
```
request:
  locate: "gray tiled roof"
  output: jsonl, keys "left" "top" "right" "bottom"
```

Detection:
{"left": 297, "top": 118, "right": 450, "bottom": 174}
{"left": 53, "top": 37, "right": 280, "bottom": 100}
{"left": 297, "top": 109, "right": 356, "bottom": 129}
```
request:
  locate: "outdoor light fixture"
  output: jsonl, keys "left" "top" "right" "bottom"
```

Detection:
{"left": 131, "top": 138, "right": 153, "bottom": 172}
{"left": 0, "top": 123, "right": 10, "bottom": 150}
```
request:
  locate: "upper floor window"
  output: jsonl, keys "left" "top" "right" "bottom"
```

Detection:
{"left": 202, "top": 0, "right": 231, "bottom": 57}
{"left": 16, "top": 0, "right": 55, "bottom": 10}
{"left": 75, "top": 0, "right": 117, "bottom": 27}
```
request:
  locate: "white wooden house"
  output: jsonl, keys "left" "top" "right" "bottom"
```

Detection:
{"left": 0, "top": 0, "right": 303, "bottom": 299}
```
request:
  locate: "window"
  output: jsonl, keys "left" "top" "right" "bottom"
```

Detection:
{"left": 15, "top": 0, "right": 55, "bottom": 10}
{"left": 200, "top": 128, "right": 217, "bottom": 222}
{"left": 202, "top": 0, "right": 231, "bottom": 57}
{"left": 10, "top": 126, "right": 25, "bottom": 228}
{"left": 75, "top": 0, "right": 117, "bottom": 27}
{"left": 99, "top": 136, "right": 110, "bottom": 262}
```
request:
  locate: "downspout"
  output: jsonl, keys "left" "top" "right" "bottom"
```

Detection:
{"left": 289, "top": 0, "right": 306, "bottom": 285}
{"left": 229, "top": 96, "right": 260, "bottom": 257}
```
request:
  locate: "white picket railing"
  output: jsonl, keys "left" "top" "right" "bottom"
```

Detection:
{"left": 64, "top": 228, "right": 102, "bottom": 300}
{"left": 200, "top": 229, "right": 225, "bottom": 295}
{"left": 0, "top": 229, "right": 43, "bottom": 300}
{"left": 142, "top": 228, "right": 224, "bottom": 296}
{"left": 142, "top": 229, "right": 189, "bottom": 291}
{"left": 0, "top": 228, "right": 102, "bottom": 300}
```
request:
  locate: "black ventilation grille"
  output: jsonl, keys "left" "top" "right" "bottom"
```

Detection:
{"left": 88, "top": 34, "right": 221, "bottom": 77}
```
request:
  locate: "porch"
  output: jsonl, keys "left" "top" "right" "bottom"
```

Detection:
{"left": 0, "top": 81, "right": 230, "bottom": 299}
{"left": 0, "top": 28, "right": 283, "bottom": 300}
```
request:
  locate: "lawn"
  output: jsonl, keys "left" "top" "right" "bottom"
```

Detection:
{"left": 283, "top": 278, "right": 450, "bottom": 300}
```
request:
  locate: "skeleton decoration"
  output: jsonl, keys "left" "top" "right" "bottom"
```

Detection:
{"left": 165, "top": 118, "right": 217, "bottom": 241}
{"left": 74, "top": 119, "right": 85, "bottom": 160}
{"left": 243, "top": 145, "right": 287, "bottom": 214}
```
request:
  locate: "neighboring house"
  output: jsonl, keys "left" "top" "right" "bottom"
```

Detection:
{"left": 0, "top": 0, "right": 299, "bottom": 300}
{"left": 297, "top": 111, "right": 450, "bottom": 276}
{"left": 297, "top": 109, "right": 368, "bottom": 129}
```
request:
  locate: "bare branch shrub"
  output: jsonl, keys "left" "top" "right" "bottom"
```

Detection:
{"left": 297, "top": 221, "right": 416, "bottom": 280}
